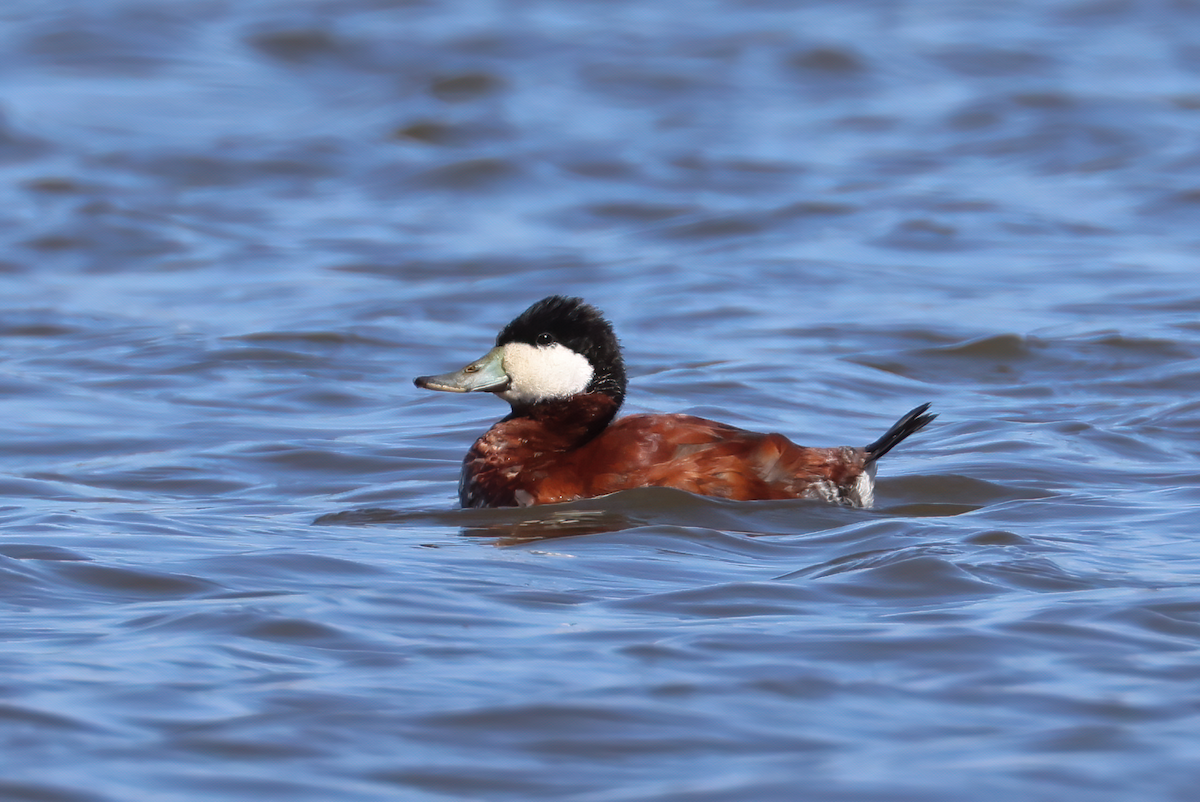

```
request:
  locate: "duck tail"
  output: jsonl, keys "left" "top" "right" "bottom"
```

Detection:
{"left": 864, "top": 403, "right": 936, "bottom": 464}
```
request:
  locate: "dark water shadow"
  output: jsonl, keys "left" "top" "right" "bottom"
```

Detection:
{"left": 316, "top": 487, "right": 853, "bottom": 543}
{"left": 851, "top": 331, "right": 1200, "bottom": 395}
{"left": 315, "top": 502, "right": 643, "bottom": 543}
{"left": 314, "top": 480, "right": 991, "bottom": 545}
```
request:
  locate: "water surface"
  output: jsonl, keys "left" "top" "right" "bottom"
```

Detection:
{"left": 2, "top": 1, "right": 1200, "bottom": 800}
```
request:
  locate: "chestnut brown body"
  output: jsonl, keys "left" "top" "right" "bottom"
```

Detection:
{"left": 460, "top": 394, "right": 872, "bottom": 508}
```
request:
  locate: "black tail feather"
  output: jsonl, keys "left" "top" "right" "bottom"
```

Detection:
{"left": 864, "top": 403, "right": 936, "bottom": 464}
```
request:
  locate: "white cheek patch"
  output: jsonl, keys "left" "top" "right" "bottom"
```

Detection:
{"left": 497, "top": 342, "right": 594, "bottom": 405}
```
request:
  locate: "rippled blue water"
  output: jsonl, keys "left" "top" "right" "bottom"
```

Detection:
{"left": 3, "top": 1, "right": 1200, "bottom": 800}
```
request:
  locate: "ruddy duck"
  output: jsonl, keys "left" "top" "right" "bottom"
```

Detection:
{"left": 415, "top": 296, "right": 935, "bottom": 509}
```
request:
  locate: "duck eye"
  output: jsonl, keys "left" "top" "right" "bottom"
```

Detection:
{"left": 536, "top": 332, "right": 555, "bottom": 346}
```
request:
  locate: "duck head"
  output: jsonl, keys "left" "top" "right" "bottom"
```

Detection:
{"left": 414, "top": 296, "right": 627, "bottom": 412}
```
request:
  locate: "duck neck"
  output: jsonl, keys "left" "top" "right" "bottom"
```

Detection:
{"left": 503, "top": 392, "right": 621, "bottom": 450}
